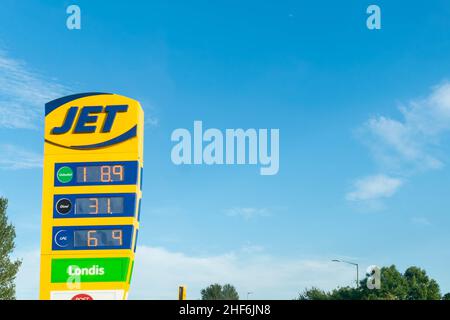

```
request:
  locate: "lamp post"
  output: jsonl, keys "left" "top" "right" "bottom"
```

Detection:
{"left": 332, "top": 259, "right": 359, "bottom": 288}
{"left": 247, "top": 292, "right": 253, "bottom": 300}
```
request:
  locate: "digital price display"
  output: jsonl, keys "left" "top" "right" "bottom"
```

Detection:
{"left": 52, "top": 225, "right": 134, "bottom": 251}
{"left": 53, "top": 193, "right": 136, "bottom": 218}
{"left": 74, "top": 229, "right": 123, "bottom": 248}
{"left": 76, "top": 197, "right": 124, "bottom": 215}
{"left": 76, "top": 165, "right": 124, "bottom": 183}
{"left": 54, "top": 161, "right": 138, "bottom": 186}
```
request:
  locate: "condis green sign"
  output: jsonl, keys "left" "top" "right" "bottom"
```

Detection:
{"left": 51, "top": 257, "right": 130, "bottom": 283}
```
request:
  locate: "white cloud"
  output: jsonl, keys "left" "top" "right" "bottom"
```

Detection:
{"left": 15, "top": 246, "right": 358, "bottom": 300}
{"left": 349, "top": 82, "right": 450, "bottom": 206}
{"left": 346, "top": 174, "right": 403, "bottom": 202}
{"left": 224, "top": 207, "right": 270, "bottom": 220}
{"left": 0, "top": 144, "right": 42, "bottom": 170}
{"left": 130, "top": 246, "right": 358, "bottom": 300}
{"left": 0, "top": 50, "right": 69, "bottom": 129}
{"left": 362, "top": 81, "right": 450, "bottom": 173}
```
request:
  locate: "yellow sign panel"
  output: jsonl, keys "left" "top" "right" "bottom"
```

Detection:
{"left": 39, "top": 92, "right": 144, "bottom": 300}
{"left": 178, "top": 286, "right": 187, "bottom": 300}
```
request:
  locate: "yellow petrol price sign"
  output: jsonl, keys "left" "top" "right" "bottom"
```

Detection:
{"left": 39, "top": 92, "right": 144, "bottom": 300}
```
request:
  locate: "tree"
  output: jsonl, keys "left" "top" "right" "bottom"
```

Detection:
{"left": 297, "top": 265, "right": 442, "bottom": 300}
{"left": 201, "top": 283, "right": 239, "bottom": 300}
{"left": 403, "top": 266, "right": 440, "bottom": 300}
{"left": 442, "top": 293, "right": 450, "bottom": 300}
{"left": 221, "top": 284, "right": 240, "bottom": 300}
{"left": 358, "top": 265, "right": 408, "bottom": 300}
{"left": 299, "top": 285, "right": 367, "bottom": 300}
{"left": 330, "top": 286, "right": 364, "bottom": 300}
{"left": 0, "top": 197, "right": 22, "bottom": 300}
{"left": 298, "top": 287, "right": 330, "bottom": 300}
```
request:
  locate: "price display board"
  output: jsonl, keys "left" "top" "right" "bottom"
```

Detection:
{"left": 52, "top": 225, "right": 134, "bottom": 250}
{"left": 53, "top": 193, "right": 136, "bottom": 218}
{"left": 39, "top": 93, "right": 144, "bottom": 300}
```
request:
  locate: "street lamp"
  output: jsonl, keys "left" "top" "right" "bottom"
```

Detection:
{"left": 332, "top": 259, "right": 359, "bottom": 288}
{"left": 247, "top": 292, "right": 253, "bottom": 300}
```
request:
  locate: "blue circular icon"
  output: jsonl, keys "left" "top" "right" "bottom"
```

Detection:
{"left": 54, "top": 230, "right": 70, "bottom": 248}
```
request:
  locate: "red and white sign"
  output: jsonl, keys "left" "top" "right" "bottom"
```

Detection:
{"left": 50, "top": 290, "right": 125, "bottom": 300}
{"left": 71, "top": 294, "right": 94, "bottom": 300}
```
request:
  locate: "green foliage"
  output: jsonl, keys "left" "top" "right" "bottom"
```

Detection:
{"left": 201, "top": 283, "right": 239, "bottom": 300}
{"left": 0, "top": 197, "right": 22, "bottom": 300}
{"left": 404, "top": 266, "right": 440, "bottom": 300}
{"left": 201, "top": 284, "right": 223, "bottom": 300}
{"left": 330, "top": 286, "right": 363, "bottom": 300}
{"left": 297, "top": 287, "right": 330, "bottom": 300}
{"left": 442, "top": 293, "right": 450, "bottom": 300}
{"left": 297, "top": 265, "right": 442, "bottom": 300}
{"left": 358, "top": 265, "right": 407, "bottom": 300}
{"left": 222, "top": 284, "right": 239, "bottom": 300}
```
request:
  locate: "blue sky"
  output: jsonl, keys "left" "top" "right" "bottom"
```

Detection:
{"left": 1, "top": 0, "right": 450, "bottom": 299}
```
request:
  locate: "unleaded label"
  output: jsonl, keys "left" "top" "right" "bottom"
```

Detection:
{"left": 57, "top": 166, "right": 73, "bottom": 183}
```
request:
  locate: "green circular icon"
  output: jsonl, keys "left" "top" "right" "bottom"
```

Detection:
{"left": 57, "top": 166, "right": 73, "bottom": 183}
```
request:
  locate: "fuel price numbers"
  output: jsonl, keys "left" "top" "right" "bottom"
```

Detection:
{"left": 76, "top": 197, "right": 123, "bottom": 215}
{"left": 52, "top": 225, "right": 134, "bottom": 250}
{"left": 77, "top": 165, "right": 124, "bottom": 183}
{"left": 54, "top": 161, "right": 138, "bottom": 186}
{"left": 53, "top": 193, "right": 136, "bottom": 218}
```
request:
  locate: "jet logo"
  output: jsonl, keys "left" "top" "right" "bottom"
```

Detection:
{"left": 44, "top": 93, "right": 141, "bottom": 150}
{"left": 51, "top": 105, "right": 128, "bottom": 134}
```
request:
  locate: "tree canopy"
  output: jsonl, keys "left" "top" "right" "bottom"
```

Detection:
{"left": 0, "top": 197, "right": 22, "bottom": 300}
{"left": 298, "top": 265, "right": 442, "bottom": 300}
{"left": 201, "top": 283, "right": 239, "bottom": 300}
